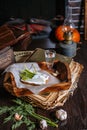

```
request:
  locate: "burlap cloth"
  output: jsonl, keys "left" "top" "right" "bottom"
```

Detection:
{"left": 4, "top": 48, "right": 83, "bottom": 110}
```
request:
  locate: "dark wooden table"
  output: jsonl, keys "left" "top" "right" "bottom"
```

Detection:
{"left": 0, "top": 39, "right": 87, "bottom": 130}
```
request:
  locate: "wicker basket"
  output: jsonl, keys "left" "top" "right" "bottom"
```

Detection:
{"left": 3, "top": 49, "right": 83, "bottom": 110}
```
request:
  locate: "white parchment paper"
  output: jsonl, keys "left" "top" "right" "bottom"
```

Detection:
{"left": 5, "top": 62, "right": 60, "bottom": 94}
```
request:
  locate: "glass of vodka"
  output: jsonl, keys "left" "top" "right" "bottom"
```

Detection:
{"left": 45, "top": 50, "right": 56, "bottom": 69}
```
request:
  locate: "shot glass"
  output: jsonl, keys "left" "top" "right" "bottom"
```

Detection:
{"left": 45, "top": 49, "right": 56, "bottom": 69}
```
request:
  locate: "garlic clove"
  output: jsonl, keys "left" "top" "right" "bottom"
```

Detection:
{"left": 14, "top": 113, "right": 23, "bottom": 121}
{"left": 56, "top": 109, "right": 67, "bottom": 121}
{"left": 40, "top": 119, "right": 48, "bottom": 130}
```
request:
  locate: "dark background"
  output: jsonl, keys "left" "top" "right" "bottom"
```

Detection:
{"left": 0, "top": 0, "right": 66, "bottom": 24}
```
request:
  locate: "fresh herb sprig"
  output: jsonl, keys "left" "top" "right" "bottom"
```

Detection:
{"left": 0, "top": 98, "right": 58, "bottom": 130}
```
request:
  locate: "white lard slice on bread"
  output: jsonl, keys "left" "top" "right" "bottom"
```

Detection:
{"left": 21, "top": 70, "right": 49, "bottom": 85}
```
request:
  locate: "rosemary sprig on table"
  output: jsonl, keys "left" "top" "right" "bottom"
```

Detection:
{"left": 0, "top": 98, "right": 58, "bottom": 130}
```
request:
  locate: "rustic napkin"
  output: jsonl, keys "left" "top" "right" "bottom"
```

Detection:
{"left": 25, "top": 48, "right": 72, "bottom": 63}
{"left": 14, "top": 51, "right": 32, "bottom": 63}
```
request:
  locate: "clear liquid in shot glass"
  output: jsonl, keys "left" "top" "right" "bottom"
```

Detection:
{"left": 45, "top": 50, "right": 56, "bottom": 69}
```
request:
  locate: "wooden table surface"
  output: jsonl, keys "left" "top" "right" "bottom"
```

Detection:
{"left": 0, "top": 40, "right": 87, "bottom": 130}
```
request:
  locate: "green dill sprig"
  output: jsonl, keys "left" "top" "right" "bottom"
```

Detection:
{"left": 0, "top": 98, "right": 58, "bottom": 130}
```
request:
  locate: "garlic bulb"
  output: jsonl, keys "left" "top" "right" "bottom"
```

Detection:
{"left": 14, "top": 113, "right": 23, "bottom": 121}
{"left": 40, "top": 119, "right": 47, "bottom": 130}
{"left": 56, "top": 109, "right": 67, "bottom": 121}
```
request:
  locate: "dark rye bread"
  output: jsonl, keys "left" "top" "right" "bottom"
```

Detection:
{"left": 0, "top": 25, "right": 16, "bottom": 50}
{"left": 0, "top": 24, "right": 31, "bottom": 50}
{"left": 38, "top": 61, "right": 71, "bottom": 82}
{"left": 0, "top": 24, "right": 10, "bottom": 33}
